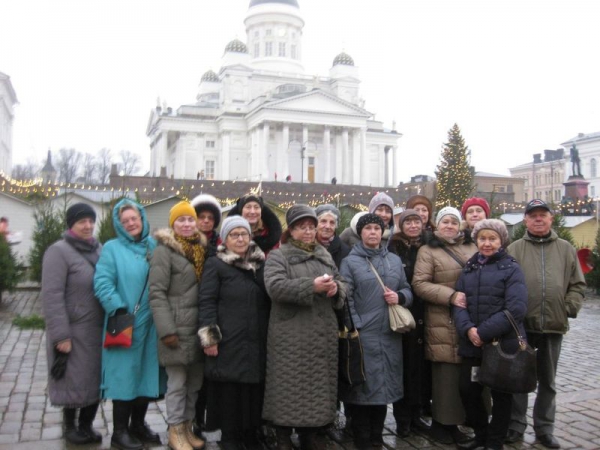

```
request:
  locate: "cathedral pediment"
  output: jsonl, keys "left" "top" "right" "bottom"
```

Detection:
{"left": 259, "top": 90, "right": 371, "bottom": 117}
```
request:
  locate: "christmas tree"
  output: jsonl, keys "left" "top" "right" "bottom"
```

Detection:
{"left": 435, "top": 124, "right": 475, "bottom": 209}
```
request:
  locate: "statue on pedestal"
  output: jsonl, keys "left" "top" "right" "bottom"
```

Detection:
{"left": 570, "top": 144, "right": 582, "bottom": 177}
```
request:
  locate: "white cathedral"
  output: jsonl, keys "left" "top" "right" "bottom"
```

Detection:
{"left": 146, "top": 0, "right": 401, "bottom": 186}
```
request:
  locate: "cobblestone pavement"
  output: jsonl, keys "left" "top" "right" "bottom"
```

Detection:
{"left": 0, "top": 288, "right": 599, "bottom": 450}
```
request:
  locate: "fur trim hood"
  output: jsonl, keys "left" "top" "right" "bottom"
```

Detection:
{"left": 216, "top": 241, "right": 265, "bottom": 272}
{"left": 153, "top": 228, "right": 207, "bottom": 257}
{"left": 227, "top": 202, "right": 282, "bottom": 253}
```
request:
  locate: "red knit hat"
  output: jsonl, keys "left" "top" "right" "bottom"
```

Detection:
{"left": 461, "top": 197, "right": 490, "bottom": 219}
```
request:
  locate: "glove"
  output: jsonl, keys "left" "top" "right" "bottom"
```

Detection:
{"left": 51, "top": 349, "right": 69, "bottom": 380}
{"left": 162, "top": 334, "right": 179, "bottom": 349}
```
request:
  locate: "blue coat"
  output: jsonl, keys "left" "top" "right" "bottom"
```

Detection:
{"left": 454, "top": 251, "right": 528, "bottom": 358}
{"left": 94, "top": 199, "right": 161, "bottom": 400}
{"left": 340, "top": 242, "right": 413, "bottom": 405}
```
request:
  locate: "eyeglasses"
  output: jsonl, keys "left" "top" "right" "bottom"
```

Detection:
{"left": 295, "top": 226, "right": 317, "bottom": 233}
{"left": 228, "top": 232, "right": 250, "bottom": 240}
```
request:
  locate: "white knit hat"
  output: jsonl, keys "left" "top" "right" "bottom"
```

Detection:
{"left": 435, "top": 207, "right": 462, "bottom": 227}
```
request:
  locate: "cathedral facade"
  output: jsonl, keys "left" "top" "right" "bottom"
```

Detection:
{"left": 146, "top": 0, "right": 400, "bottom": 186}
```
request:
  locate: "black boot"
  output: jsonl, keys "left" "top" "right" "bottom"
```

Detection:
{"left": 275, "top": 427, "right": 293, "bottom": 450}
{"left": 79, "top": 403, "right": 102, "bottom": 443}
{"left": 129, "top": 397, "right": 161, "bottom": 444}
{"left": 111, "top": 400, "right": 143, "bottom": 450}
{"left": 63, "top": 408, "right": 94, "bottom": 445}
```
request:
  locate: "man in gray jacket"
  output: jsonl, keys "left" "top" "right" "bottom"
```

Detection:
{"left": 505, "top": 199, "right": 585, "bottom": 449}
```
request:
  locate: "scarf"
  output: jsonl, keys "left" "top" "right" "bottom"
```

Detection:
{"left": 289, "top": 237, "right": 317, "bottom": 253}
{"left": 174, "top": 233, "right": 206, "bottom": 281}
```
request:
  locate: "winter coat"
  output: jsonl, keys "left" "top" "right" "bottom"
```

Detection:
{"left": 389, "top": 232, "right": 427, "bottom": 406}
{"left": 454, "top": 251, "right": 528, "bottom": 358}
{"left": 412, "top": 232, "right": 477, "bottom": 363}
{"left": 149, "top": 228, "right": 206, "bottom": 366}
{"left": 227, "top": 203, "right": 282, "bottom": 256}
{"left": 198, "top": 243, "right": 269, "bottom": 383}
{"left": 507, "top": 231, "right": 585, "bottom": 334}
{"left": 42, "top": 232, "right": 103, "bottom": 408}
{"left": 322, "top": 235, "right": 350, "bottom": 269}
{"left": 205, "top": 230, "right": 221, "bottom": 257}
{"left": 262, "top": 243, "right": 346, "bottom": 427}
{"left": 339, "top": 242, "right": 412, "bottom": 405}
{"left": 94, "top": 199, "right": 161, "bottom": 401}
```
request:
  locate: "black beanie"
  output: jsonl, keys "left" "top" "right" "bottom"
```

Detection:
{"left": 66, "top": 203, "right": 96, "bottom": 229}
{"left": 356, "top": 213, "right": 385, "bottom": 236}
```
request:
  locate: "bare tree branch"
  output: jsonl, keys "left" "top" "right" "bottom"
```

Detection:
{"left": 119, "top": 150, "right": 141, "bottom": 176}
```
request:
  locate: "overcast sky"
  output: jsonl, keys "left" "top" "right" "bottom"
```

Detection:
{"left": 2, "top": 0, "right": 599, "bottom": 183}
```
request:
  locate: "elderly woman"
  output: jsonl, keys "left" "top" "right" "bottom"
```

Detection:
{"left": 42, "top": 203, "right": 103, "bottom": 445}
{"left": 407, "top": 194, "right": 436, "bottom": 234}
{"left": 460, "top": 197, "right": 491, "bottom": 244}
{"left": 389, "top": 209, "right": 431, "bottom": 437}
{"left": 315, "top": 204, "right": 350, "bottom": 269}
{"left": 149, "top": 201, "right": 206, "bottom": 450}
{"left": 412, "top": 207, "right": 477, "bottom": 445}
{"left": 454, "top": 220, "right": 527, "bottom": 450}
{"left": 94, "top": 199, "right": 162, "bottom": 450}
{"left": 263, "top": 204, "right": 346, "bottom": 450}
{"left": 198, "top": 216, "right": 269, "bottom": 450}
{"left": 228, "top": 194, "right": 282, "bottom": 257}
{"left": 340, "top": 214, "right": 412, "bottom": 450}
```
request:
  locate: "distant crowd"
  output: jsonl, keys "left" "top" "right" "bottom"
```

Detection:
{"left": 40, "top": 191, "right": 584, "bottom": 450}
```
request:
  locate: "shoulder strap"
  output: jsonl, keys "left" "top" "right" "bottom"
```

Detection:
{"left": 367, "top": 258, "right": 386, "bottom": 290}
{"left": 503, "top": 310, "right": 526, "bottom": 345}
{"left": 441, "top": 246, "right": 466, "bottom": 268}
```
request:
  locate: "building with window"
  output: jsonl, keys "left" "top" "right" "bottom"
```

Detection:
{"left": 509, "top": 149, "right": 566, "bottom": 204}
{"left": 0, "top": 72, "right": 17, "bottom": 176}
{"left": 146, "top": 0, "right": 400, "bottom": 186}
{"left": 561, "top": 132, "right": 600, "bottom": 199}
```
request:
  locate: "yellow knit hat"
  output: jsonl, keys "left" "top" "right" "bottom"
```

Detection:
{"left": 169, "top": 201, "right": 197, "bottom": 227}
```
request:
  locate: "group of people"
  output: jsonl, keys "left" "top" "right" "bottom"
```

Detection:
{"left": 41, "top": 190, "right": 585, "bottom": 450}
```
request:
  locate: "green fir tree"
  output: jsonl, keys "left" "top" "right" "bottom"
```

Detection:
{"left": 435, "top": 124, "right": 475, "bottom": 209}
{"left": 28, "top": 203, "right": 66, "bottom": 282}
{"left": 0, "top": 236, "right": 24, "bottom": 302}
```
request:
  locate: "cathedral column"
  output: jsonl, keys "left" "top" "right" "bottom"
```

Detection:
{"left": 302, "top": 125, "right": 309, "bottom": 183}
{"left": 250, "top": 128, "right": 259, "bottom": 180}
{"left": 282, "top": 123, "right": 290, "bottom": 179}
{"left": 335, "top": 130, "right": 343, "bottom": 182}
{"left": 392, "top": 145, "right": 398, "bottom": 187}
{"left": 352, "top": 129, "right": 360, "bottom": 184}
{"left": 342, "top": 128, "right": 349, "bottom": 184}
{"left": 360, "top": 127, "right": 368, "bottom": 185}
{"left": 323, "top": 126, "right": 331, "bottom": 182}
{"left": 221, "top": 132, "right": 230, "bottom": 180}
{"left": 262, "top": 122, "right": 270, "bottom": 180}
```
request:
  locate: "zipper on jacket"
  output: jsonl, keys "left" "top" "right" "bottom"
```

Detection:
{"left": 541, "top": 243, "right": 546, "bottom": 330}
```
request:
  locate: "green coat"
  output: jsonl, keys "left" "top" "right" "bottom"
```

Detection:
{"left": 262, "top": 243, "right": 346, "bottom": 427}
{"left": 507, "top": 230, "right": 585, "bottom": 334}
{"left": 149, "top": 228, "right": 205, "bottom": 366}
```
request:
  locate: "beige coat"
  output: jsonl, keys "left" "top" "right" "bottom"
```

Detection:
{"left": 412, "top": 233, "right": 476, "bottom": 363}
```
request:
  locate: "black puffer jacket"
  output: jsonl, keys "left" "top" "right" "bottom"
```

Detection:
{"left": 227, "top": 202, "right": 282, "bottom": 256}
{"left": 198, "top": 243, "right": 269, "bottom": 383}
{"left": 324, "top": 235, "right": 350, "bottom": 269}
{"left": 454, "top": 251, "right": 528, "bottom": 358}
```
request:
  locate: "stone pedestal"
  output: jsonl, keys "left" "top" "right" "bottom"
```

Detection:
{"left": 564, "top": 176, "right": 589, "bottom": 200}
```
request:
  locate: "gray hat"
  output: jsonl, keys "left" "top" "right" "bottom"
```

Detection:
{"left": 220, "top": 216, "right": 251, "bottom": 241}
{"left": 436, "top": 206, "right": 462, "bottom": 227}
{"left": 369, "top": 192, "right": 394, "bottom": 214}
{"left": 472, "top": 219, "right": 510, "bottom": 248}
{"left": 286, "top": 204, "right": 317, "bottom": 228}
{"left": 315, "top": 204, "right": 340, "bottom": 219}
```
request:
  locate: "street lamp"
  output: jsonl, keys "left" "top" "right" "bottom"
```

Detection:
{"left": 300, "top": 145, "right": 306, "bottom": 184}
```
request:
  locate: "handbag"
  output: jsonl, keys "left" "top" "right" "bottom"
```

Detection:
{"left": 367, "top": 259, "right": 415, "bottom": 333}
{"left": 103, "top": 272, "right": 149, "bottom": 349}
{"left": 338, "top": 298, "right": 366, "bottom": 386}
{"left": 479, "top": 310, "right": 537, "bottom": 394}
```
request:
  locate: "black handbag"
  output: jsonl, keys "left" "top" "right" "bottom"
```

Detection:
{"left": 479, "top": 310, "right": 537, "bottom": 394}
{"left": 338, "top": 298, "right": 366, "bottom": 387}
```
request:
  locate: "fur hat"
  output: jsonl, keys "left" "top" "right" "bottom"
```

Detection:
{"left": 369, "top": 192, "right": 394, "bottom": 215}
{"left": 190, "top": 194, "right": 222, "bottom": 228}
{"left": 315, "top": 204, "right": 340, "bottom": 220}
{"left": 406, "top": 195, "right": 433, "bottom": 214}
{"left": 472, "top": 219, "right": 510, "bottom": 248}
{"left": 169, "top": 201, "right": 197, "bottom": 228}
{"left": 356, "top": 213, "right": 385, "bottom": 236}
{"left": 461, "top": 197, "right": 491, "bottom": 219}
{"left": 220, "top": 216, "right": 251, "bottom": 241}
{"left": 436, "top": 206, "right": 462, "bottom": 227}
{"left": 398, "top": 209, "right": 421, "bottom": 227}
{"left": 237, "top": 194, "right": 263, "bottom": 211}
{"left": 286, "top": 204, "right": 317, "bottom": 228}
{"left": 66, "top": 203, "right": 96, "bottom": 229}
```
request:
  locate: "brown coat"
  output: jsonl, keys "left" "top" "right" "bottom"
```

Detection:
{"left": 412, "top": 232, "right": 476, "bottom": 363}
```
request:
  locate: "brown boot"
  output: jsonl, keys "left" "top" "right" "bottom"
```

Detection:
{"left": 183, "top": 420, "right": 205, "bottom": 449}
{"left": 168, "top": 423, "right": 193, "bottom": 450}
{"left": 275, "top": 427, "right": 293, "bottom": 450}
